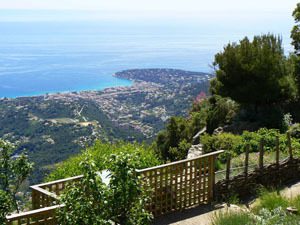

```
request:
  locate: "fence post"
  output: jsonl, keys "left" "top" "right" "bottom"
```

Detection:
{"left": 244, "top": 145, "right": 250, "bottom": 179}
{"left": 259, "top": 139, "right": 264, "bottom": 170}
{"left": 31, "top": 188, "right": 39, "bottom": 210}
{"left": 287, "top": 132, "right": 293, "bottom": 159}
{"left": 226, "top": 153, "right": 231, "bottom": 182}
{"left": 276, "top": 136, "right": 280, "bottom": 167}
{"left": 210, "top": 155, "right": 216, "bottom": 200}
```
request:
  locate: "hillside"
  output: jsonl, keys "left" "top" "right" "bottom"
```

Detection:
{"left": 0, "top": 68, "right": 212, "bottom": 183}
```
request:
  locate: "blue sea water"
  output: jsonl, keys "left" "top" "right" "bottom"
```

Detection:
{"left": 0, "top": 18, "right": 293, "bottom": 98}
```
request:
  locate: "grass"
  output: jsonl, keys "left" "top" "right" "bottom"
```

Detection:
{"left": 253, "top": 189, "right": 289, "bottom": 213}
{"left": 211, "top": 211, "right": 254, "bottom": 225}
{"left": 211, "top": 189, "right": 300, "bottom": 225}
{"left": 290, "top": 195, "right": 300, "bottom": 212}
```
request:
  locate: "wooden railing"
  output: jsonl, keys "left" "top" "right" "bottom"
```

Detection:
{"left": 6, "top": 175, "right": 84, "bottom": 225}
{"left": 214, "top": 132, "right": 300, "bottom": 199}
{"left": 6, "top": 205, "right": 62, "bottom": 225}
{"left": 137, "top": 150, "right": 224, "bottom": 216}
{"left": 31, "top": 175, "right": 83, "bottom": 209}
{"left": 6, "top": 151, "right": 224, "bottom": 224}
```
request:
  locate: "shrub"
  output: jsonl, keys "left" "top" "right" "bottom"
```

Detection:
{"left": 206, "top": 96, "right": 238, "bottom": 134}
{"left": 289, "top": 123, "right": 300, "bottom": 139}
{"left": 201, "top": 128, "right": 300, "bottom": 162}
{"left": 255, "top": 207, "right": 300, "bottom": 225}
{"left": 47, "top": 141, "right": 160, "bottom": 181}
{"left": 58, "top": 152, "right": 153, "bottom": 225}
{"left": 201, "top": 133, "right": 243, "bottom": 162}
{"left": 0, "top": 139, "right": 33, "bottom": 213}
{"left": 0, "top": 190, "right": 12, "bottom": 224}
{"left": 168, "top": 139, "right": 191, "bottom": 161}
{"left": 57, "top": 154, "right": 110, "bottom": 225}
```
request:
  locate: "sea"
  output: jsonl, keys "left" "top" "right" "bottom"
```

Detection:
{"left": 0, "top": 14, "right": 293, "bottom": 98}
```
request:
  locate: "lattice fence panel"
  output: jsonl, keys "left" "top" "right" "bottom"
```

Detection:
{"left": 138, "top": 154, "right": 216, "bottom": 216}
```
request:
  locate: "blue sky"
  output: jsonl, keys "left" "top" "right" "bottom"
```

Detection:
{"left": 0, "top": 0, "right": 298, "bottom": 22}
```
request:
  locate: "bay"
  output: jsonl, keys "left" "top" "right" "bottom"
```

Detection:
{"left": 0, "top": 20, "right": 292, "bottom": 98}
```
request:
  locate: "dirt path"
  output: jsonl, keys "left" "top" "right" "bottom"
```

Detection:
{"left": 152, "top": 181, "right": 300, "bottom": 225}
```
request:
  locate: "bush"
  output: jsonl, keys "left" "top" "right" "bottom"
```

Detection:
{"left": 289, "top": 123, "right": 300, "bottom": 139}
{"left": 0, "top": 139, "right": 33, "bottom": 213}
{"left": 206, "top": 96, "right": 238, "bottom": 134}
{"left": 201, "top": 133, "right": 243, "bottom": 162}
{"left": 255, "top": 207, "right": 300, "bottom": 225}
{"left": 58, "top": 154, "right": 110, "bottom": 225}
{"left": 201, "top": 128, "right": 300, "bottom": 162}
{"left": 0, "top": 190, "right": 12, "bottom": 224}
{"left": 47, "top": 141, "right": 161, "bottom": 181}
{"left": 58, "top": 152, "right": 153, "bottom": 225}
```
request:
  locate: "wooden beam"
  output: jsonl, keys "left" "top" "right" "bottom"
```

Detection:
{"left": 244, "top": 145, "right": 250, "bottom": 178}
{"left": 287, "top": 131, "right": 293, "bottom": 159}
{"left": 226, "top": 153, "right": 231, "bottom": 182}
{"left": 259, "top": 139, "right": 264, "bottom": 170}
{"left": 136, "top": 150, "right": 224, "bottom": 173}
{"left": 276, "top": 135, "right": 280, "bottom": 167}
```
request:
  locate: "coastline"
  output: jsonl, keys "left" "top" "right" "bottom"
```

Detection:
{"left": 0, "top": 75, "right": 133, "bottom": 99}
{"left": 1, "top": 68, "right": 208, "bottom": 99}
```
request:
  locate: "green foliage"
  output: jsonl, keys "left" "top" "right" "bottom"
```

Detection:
{"left": 58, "top": 154, "right": 110, "bottom": 225}
{"left": 290, "top": 195, "right": 300, "bottom": 212}
{"left": 289, "top": 123, "right": 300, "bottom": 139}
{"left": 254, "top": 190, "right": 289, "bottom": 213}
{"left": 0, "top": 139, "right": 33, "bottom": 213}
{"left": 156, "top": 117, "right": 192, "bottom": 161}
{"left": 206, "top": 95, "right": 238, "bottom": 134}
{"left": 48, "top": 141, "right": 160, "bottom": 181}
{"left": 107, "top": 153, "right": 153, "bottom": 225}
{"left": 255, "top": 207, "right": 300, "bottom": 225}
{"left": 201, "top": 128, "right": 300, "bottom": 162}
{"left": 212, "top": 211, "right": 254, "bottom": 225}
{"left": 155, "top": 97, "right": 212, "bottom": 161}
{"left": 201, "top": 132, "right": 243, "bottom": 160}
{"left": 168, "top": 140, "right": 192, "bottom": 161}
{"left": 291, "top": 3, "right": 300, "bottom": 55}
{"left": 58, "top": 152, "right": 153, "bottom": 225}
{"left": 212, "top": 190, "right": 300, "bottom": 225}
{"left": 213, "top": 34, "right": 296, "bottom": 107}
{"left": 0, "top": 190, "right": 12, "bottom": 224}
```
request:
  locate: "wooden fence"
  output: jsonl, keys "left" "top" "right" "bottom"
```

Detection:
{"left": 6, "top": 205, "right": 62, "bottom": 225}
{"left": 6, "top": 131, "right": 299, "bottom": 224}
{"left": 137, "top": 150, "right": 223, "bottom": 216}
{"left": 214, "top": 132, "right": 300, "bottom": 200}
{"left": 5, "top": 151, "right": 223, "bottom": 224}
{"left": 31, "top": 175, "right": 83, "bottom": 209}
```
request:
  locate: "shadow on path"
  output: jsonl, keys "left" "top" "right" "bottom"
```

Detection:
{"left": 152, "top": 204, "right": 225, "bottom": 225}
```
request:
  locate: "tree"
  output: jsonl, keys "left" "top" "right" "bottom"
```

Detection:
{"left": 212, "top": 34, "right": 296, "bottom": 110}
{"left": 288, "top": 3, "right": 300, "bottom": 121}
{"left": 58, "top": 152, "right": 153, "bottom": 225}
{"left": 0, "top": 139, "right": 33, "bottom": 214}
{"left": 291, "top": 3, "right": 300, "bottom": 56}
{"left": 206, "top": 96, "right": 238, "bottom": 134}
{"left": 291, "top": 3, "right": 300, "bottom": 94}
{"left": 156, "top": 117, "right": 191, "bottom": 161}
{"left": 58, "top": 153, "right": 110, "bottom": 225}
{"left": 107, "top": 153, "right": 153, "bottom": 225}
